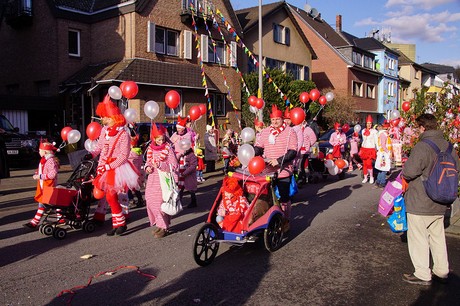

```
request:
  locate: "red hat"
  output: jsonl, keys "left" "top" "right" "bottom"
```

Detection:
{"left": 284, "top": 108, "right": 291, "bottom": 119}
{"left": 222, "top": 177, "right": 243, "bottom": 197}
{"left": 334, "top": 122, "right": 342, "bottom": 130}
{"left": 96, "top": 94, "right": 121, "bottom": 118}
{"left": 254, "top": 117, "right": 264, "bottom": 127}
{"left": 366, "top": 115, "right": 373, "bottom": 123}
{"left": 150, "top": 123, "right": 166, "bottom": 139}
{"left": 39, "top": 139, "right": 57, "bottom": 151}
{"left": 270, "top": 104, "right": 283, "bottom": 119}
{"left": 382, "top": 120, "right": 390, "bottom": 128}
{"left": 176, "top": 115, "right": 188, "bottom": 128}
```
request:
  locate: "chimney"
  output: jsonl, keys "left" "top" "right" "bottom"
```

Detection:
{"left": 336, "top": 15, "right": 342, "bottom": 32}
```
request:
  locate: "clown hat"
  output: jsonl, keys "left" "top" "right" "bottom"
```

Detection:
{"left": 366, "top": 115, "right": 373, "bottom": 123}
{"left": 284, "top": 108, "right": 291, "bottom": 119}
{"left": 96, "top": 94, "right": 121, "bottom": 118}
{"left": 176, "top": 115, "right": 187, "bottom": 128}
{"left": 150, "top": 123, "right": 166, "bottom": 139}
{"left": 334, "top": 122, "right": 342, "bottom": 130}
{"left": 254, "top": 117, "right": 264, "bottom": 127}
{"left": 39, "top": 139, "right": 57, "bottom": 151}
{"left": 270, "top": 104, "right": 283, "bottom": 119}
{"left": 222, "top": 176, "right": 243, "bottom": 196}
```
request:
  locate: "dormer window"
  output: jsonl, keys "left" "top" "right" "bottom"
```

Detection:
{"left": 273, "top": 24, "right": 290, "bottom": 46}
{"left": 68, "top": 29, "right": 81, "bottom": 57}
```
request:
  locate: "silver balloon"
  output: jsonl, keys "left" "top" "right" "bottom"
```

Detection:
{"left": 108, "top": 86, "right": 122, "bottom": 100}
{"left": 391, "top": 109, "right": 400, "bottom": 120}
{"left": 67, "top": 130, "right": 81, "bottom": 144}
{"left": 84, "top": 139, "right": 98, "bottom": 152}
{"left": 249, "top": 105, "right": 258, "bottom": 114}
{"left": 328, "top": 165, "right": 339, "bottom": 175}
{"left": 354, "top": 124, "right": 361, "bottom": 133}
{"left": 178, "top": 138, "right": 191, "bottom": 151}
{"left": 240, "top": 127, "right": 255, "bottom": 143}
{"left": 324, "top": 159, "right": 334, "bottom": 169}
{"left": 325, "top": 92, "right": 334, "bottom": 102}
{"left": 144, "top": 100, "right": 160, "bottom": 120}
{"left": 237, "top": 144, "right": 255, "bottom": 167}
{"left": 124, "top": 108, "right": 137, "bottom": 123}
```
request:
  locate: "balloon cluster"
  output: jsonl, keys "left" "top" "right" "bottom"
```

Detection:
{"left": 83, "top": 121, "right": 102, "bottom": 152}
{"left": 388, "top": 109, "right": 402, "bottom": 128}
{"left": 298, "top": 89, "right": 334, "bottom": 106}
{"left": 108, "top": 81, "right": 139, "bottom": 100}
{"left": 324, "top": 156, "right": 348, "bottom": 175}
{"left": 247, "top": 95, "right": 265, "bottom": 114}
{"left": 58, "top": 126, "right": 82, "bottom": 151}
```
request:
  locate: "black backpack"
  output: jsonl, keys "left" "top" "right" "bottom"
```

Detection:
{"left": 422, "top": 139, "right": 458, "bottom": 205}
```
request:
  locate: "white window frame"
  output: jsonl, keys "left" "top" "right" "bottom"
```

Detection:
{"left": 201, "top": 34, "right": 209, "bottom": 62}
{"left": 183, "top": 30, "right": 192, "bottom": 60}
{"left": 273, "top": 23, "right": 290, "bottom": 45}
{"left": 366, "top": 84, "right": 375, "bottom": 98}
{"left": 147, "top": 22, "right": 179, "bottom": 56}
{"left": 352, "top": 81, "right": 363, "bottom": 97}
{"left": 68, "top": 29, "right": 81, "bottom": 57}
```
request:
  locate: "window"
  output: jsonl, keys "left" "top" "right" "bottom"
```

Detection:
{"left": 36, "top": 80, "right": 51, "bottom": 97}
{"left": 303, "top": 66, "right": 310, "bottom": 81}
{"left": 165, "top": 91, "right": 183, "bottom": 117}
{"left": 182, "top": 0, "right": 212, "bottom": 15}
{"left": 286, "top": 62, "right": 301, "bottom": 80}
{"left": 273, "top": 24, "right": 290, "bottom": 45}
{"left": 211, "top": 93, "right": 226, "bottom": 116}
{"left": 6, "top": 84, "right": 19, "bottom": 95}
{"left": 387, "top": 82, "right": 395, "bottom": 97}
{"left": 364, "top": 56, "right": 373, "bottom": 69}
{"left": 352, "top": 81, "right": 363, "bottom": 97}
{"left": 415, "top": 69, "right": 421, "bottom": 80}
{"left": 155, "top": 26, "right": 179, "bottom": 56}
{"left": 352, "top": 51, "right": 362, "bottom": 65}
{"left": 208, "top": 41, "right": 225, "bottom": 64}
{"left": 248, "top": 55, "right": 257, "bottom": 73}
{"left": 366, "top": 84, "right": 375, "bottom": 98}
{"left": 68, "top": 29, "right": 80, "bottom": 57}
{"left": 265, "top": 57, "right": 282, "bottom": 70}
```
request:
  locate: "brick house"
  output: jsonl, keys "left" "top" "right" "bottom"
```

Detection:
{"left": 0, "top": 0, "right": 243, "bottom": 143}
{"left": 288, "top": 6, "right": 382, "bottom": 123}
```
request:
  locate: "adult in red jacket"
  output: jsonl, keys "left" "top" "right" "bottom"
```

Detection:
{"left": 254, "top": 105, "right": 298, "bottom": 230}
{"left": 92, "top": 95, "right": 140, "bottom": 236}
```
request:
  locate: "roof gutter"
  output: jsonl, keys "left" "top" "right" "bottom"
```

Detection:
{"left": 56, "top": 0, "right": 136, "bottom": 15}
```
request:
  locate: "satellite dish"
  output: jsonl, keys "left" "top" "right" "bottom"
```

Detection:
{"left": 304, "top": 4, "right": 312, "bottom": 13}
{"left": 311, "top": 8, "right": 319, "bottom": 18}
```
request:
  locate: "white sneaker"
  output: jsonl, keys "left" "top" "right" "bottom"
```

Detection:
{"left": 362, "top": 176, "right": 368, "bottom": 184}
{"left": 369, "top": 177, "right": 374, "bottom": 184}
{"left": 201, "top": 177, "right": 206, "bottom": 182}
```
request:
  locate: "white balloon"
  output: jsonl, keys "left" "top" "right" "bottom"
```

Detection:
{"left": 67, "top": 130, "right": 81, "bottom": 144}
{"left": 249, "top": 105, "right": 258, "bottom": 114}
{"left": 324, "top": 159, "right": 334, "bottom": 169}
{"left": 237, "top": 144, "right": 255, "bottom": 167}
{"left": 391, "top": 109, "right": 400, "bottom": 120}
{"left": 108, "top": 86, "right": 122, "bottom": 100}
{"left": 354, "top": 124, "right": 361, "bottom": 133}
{"left": 84, "top": 139, "right": 98, "bottom": 152}
{"left": 144, "top": 100, "right": 160, "bottom": 120}
{"left": 328, "top": 165, "right": 339, "bottom": 175}
{"left": 240, "top": 127, "right": 255, "bottom": 143}
{"left": 178, "top": 138, "right": 191, "bottom": 151}
{"left": 124, "top": 108, "right": 137, "bottom": 123}
{"left": 325, "top": 92, "right": 335, "bottom": 102}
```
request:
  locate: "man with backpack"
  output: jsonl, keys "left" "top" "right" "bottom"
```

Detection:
{"left": 401, "top": 113, "right": 460, "bottom": 285}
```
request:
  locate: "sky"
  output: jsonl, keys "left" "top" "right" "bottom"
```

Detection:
{"left": 230, "top": 0, "right": 460, "bottom": 67}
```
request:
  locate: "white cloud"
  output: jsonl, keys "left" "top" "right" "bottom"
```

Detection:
{"left": 354, "top": 17, "right": 379, "bottom": 26}
{"left": 385, "top": 0, "right": 455, "bottom": 10}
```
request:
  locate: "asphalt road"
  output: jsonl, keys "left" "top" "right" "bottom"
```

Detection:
{"left": 1, "top": 160, "right": 460, "bottom": 306}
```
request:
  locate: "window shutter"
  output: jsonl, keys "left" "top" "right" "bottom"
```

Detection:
{"left": 147, "top": 22, "right": 155, "bottom": 52}
{"left": 285, "top": 27, "right": 290, "bottom": 46}
{"left": 273, "top": 24, "right": 278, "bottom": 42}
{"left": 184, "top": 30, "right": 192, "bottom": 59}
{"left": 230, "top": 41, "right": 237, "bottom": 67}
{"left": 201, "top": 34, "right": 208, "bottom": 62}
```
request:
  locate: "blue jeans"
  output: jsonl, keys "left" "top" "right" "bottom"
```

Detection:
{"left": 376, "top": 170, "right": 387, "bottom": 186}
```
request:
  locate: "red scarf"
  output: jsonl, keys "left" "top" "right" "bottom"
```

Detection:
{"left": 148, "top": 143, "right": 170, "bottom": 162}
{"left": 269, "top": 122, "right": 287, "bottom": 137}
{"left": 363, "top": 128, "right": 370, "bottom": 136}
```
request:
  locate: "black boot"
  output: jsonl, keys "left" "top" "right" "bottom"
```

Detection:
{"left": 187, "top": 192, "right": 197, "bottom": 208}
{"left": 135, "top": 190, "right": 145, "bottom": 207}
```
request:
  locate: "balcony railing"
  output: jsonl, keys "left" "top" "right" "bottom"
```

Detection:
{"left": 5, "top": 0, "right": 33, "bottom": 28}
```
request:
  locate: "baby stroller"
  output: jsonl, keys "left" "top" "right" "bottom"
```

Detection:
{"left": 192, "top": 170, "right": 288, "bottom": 266}
{"left": 38, "top": 159, "right": 98, "bottom": 240}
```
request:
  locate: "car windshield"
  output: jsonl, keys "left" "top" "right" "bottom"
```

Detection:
{"left": 0, "top": 116, "right": 15, "bottom": 132}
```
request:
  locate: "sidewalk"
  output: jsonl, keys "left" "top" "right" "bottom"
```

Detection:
{"left": 446, "top": 209, "right": 460, "bottom": 236}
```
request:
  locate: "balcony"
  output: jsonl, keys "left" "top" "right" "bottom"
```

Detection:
{"left": 5, "top": 0, "right": 33, "bottom": 29}
{"left": 180, "top": 0, "right": 214, "bottom": 25}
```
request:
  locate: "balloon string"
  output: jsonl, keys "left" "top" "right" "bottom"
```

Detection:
{"left": 313, "top": 106, "right": 324, "bottom": 120}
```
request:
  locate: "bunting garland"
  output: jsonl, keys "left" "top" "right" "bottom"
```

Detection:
{"left": 214, "top": 8, "right": 292, "bottom": 107}
{"left": 190, "top": 2, "right": 215, "bottom": 127}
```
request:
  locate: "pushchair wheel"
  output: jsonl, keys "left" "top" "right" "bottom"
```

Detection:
{"left": 264, "top": 213, "right": 284, "bottom": 252}
{"left": 53, "top": 227, "right": 67, "bottom": 240}
{"left": 71, "top": 221, "right": 82, "bottom": 229}
{"left": 193, "top": 223, "right": 220, "bottom": 267}
{"left": 41, "top": 224, "right": 54, "bottom": 236}
{"left": 82, "top": 220, "right": 96, "bottom": 233}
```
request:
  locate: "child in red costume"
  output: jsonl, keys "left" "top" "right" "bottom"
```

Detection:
{"left": 217, "top": 177, "right": 249, "bottom": 233}
{"left": 359, "top": 115, "right": 378, "bottom": 184}
{"left": 23, "top": 141, "right": 59, "bottom": 229}
{"left": 91, "top": 95, "right": 140, "bottom": 236}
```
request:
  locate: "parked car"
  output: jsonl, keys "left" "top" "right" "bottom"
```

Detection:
{"left": 0, "top": 114, "right": 39, "bottom": 167}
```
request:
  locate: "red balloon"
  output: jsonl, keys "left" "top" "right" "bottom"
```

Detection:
{"left": 391, "top": 118, "right": 400, "bottom": 127}
{"left": 318, "top": 96, "right": 327, "bottom": 106}
{"left": 120, "top": 81, "right": 138, "bottom": 99}
{"left": 93, "top": 187, "right": 105, "bottom": 200}
{"left": 402, "top": 101, "right": 411, "bottom": 112}
{"left": 310, "top": 89, "right": 320, "bottom": 101}
{"left": 290, "top": 107, "right": 306, "bottom": 125}
{"left": 255, "top": 98, "right": 265, "bottom": 109}
{"left": 335, "top": 158, "right": 346, "bottom": 169}
{"left": 326, "top": 153, "right": 334, "bottom": 160}
{"left": 248, "top": 156, "right": 265, "bottom": 175}
{"left": 299, "top": 92, "right": 310, "bottom": 104}
{"left": 248, "top": 95, "right": 258, "bottom": 107}
{"left": 189, "top": 105, "right": 201, "bottom": 121}
{"left": 342, "top": 123, "right": 350, "bottom": 133}
{"left": 61, "top": 126, "right": 73, "bottom": 142}
{"left": 86, "top": 122, "right": 102, "bottom": 141}
{"left": 165, "top": 90, "right": 181, "bottom": 109}
{"left": 199, "top": 103, "right": 207, "bottom": 115}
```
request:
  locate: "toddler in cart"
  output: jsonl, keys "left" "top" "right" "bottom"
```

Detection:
{"left": 216, "top": 177, "right": 249, "bottom": 233}
{"left": 23, "top": 140, "right": 60, "bottom": 229}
